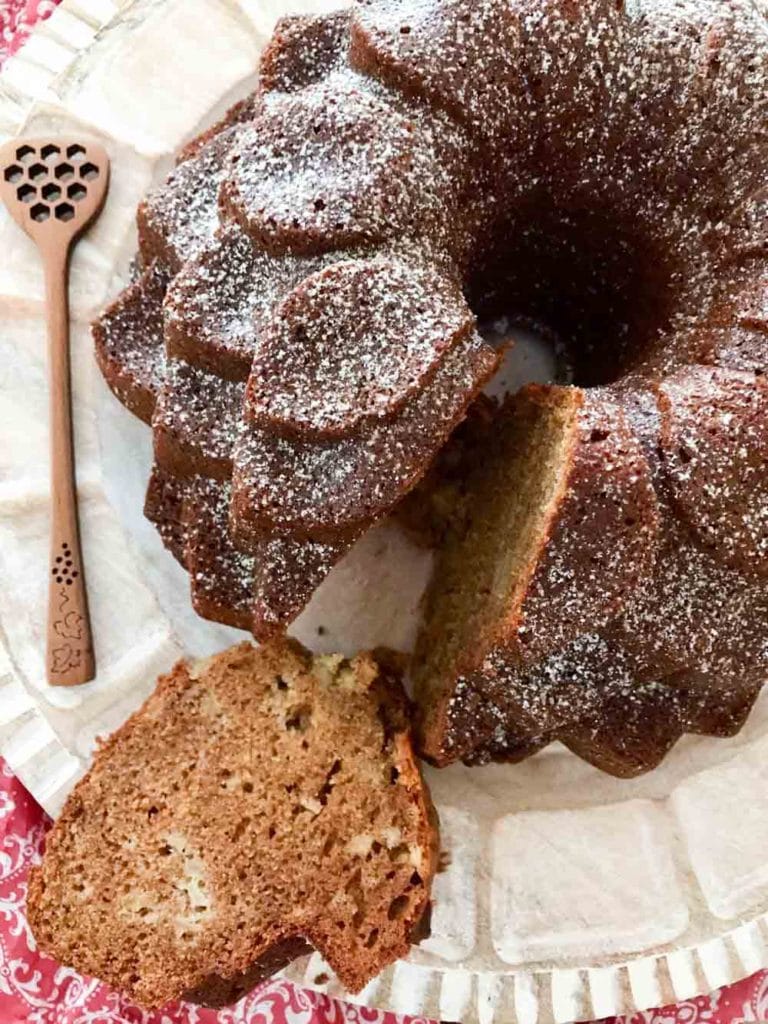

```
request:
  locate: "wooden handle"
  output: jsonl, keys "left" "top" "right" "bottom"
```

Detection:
{"left": 44, "top": 248, "right": 95, "bottom": 686}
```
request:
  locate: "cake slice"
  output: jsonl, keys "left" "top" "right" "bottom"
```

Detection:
{"left": 27, "top": 641, "right": 437, "bottom": 1008}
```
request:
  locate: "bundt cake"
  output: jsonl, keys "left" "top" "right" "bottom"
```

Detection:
{"left": 94, "top": 0, "right": 768, "bottom": 778}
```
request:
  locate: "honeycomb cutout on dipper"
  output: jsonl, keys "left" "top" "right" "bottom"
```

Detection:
{"left": 4, "top": 142, "right": 100, "bottom": 224}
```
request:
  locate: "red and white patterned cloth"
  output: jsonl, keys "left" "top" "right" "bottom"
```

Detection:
{"left": 1, "top": 3, "right": 767, "bottom": 1022}
{"left": 0, "top": 0, "right": 56, "bottom": 61}
{"left": 2, "top": 765, "right": 768, "bottom": 1024}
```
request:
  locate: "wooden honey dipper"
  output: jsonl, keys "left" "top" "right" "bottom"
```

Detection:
{"left": 0, "top": 138, "right": 110, "bottom": 685}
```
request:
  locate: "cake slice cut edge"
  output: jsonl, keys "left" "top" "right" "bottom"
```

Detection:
{"left": 413, "top": 384, "right": 583, "bottom": 764}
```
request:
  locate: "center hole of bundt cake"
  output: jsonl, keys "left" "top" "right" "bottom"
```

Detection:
{"left": 469, "top": 207, "right": 677, "bottom": 387}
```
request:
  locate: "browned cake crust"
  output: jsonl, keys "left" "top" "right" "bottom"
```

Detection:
{"left": 27, "top": 641, "right": 438, "bottom": 1007}
{"left": 258, "top": 10, "right": 350, "bottom": 94}
{"left": 92, "top": 260, "right": 169, "bottom": 424}
{"left": 162, "top": 220, "right": 328, "bottom": 382}
{"left": 176, "top": 91, "right": 262, "bottom": 165}
{"left": 231, "top": 328, "right": 498, "bottom": 545}
{"left": 137, "top": 124, "right": 242, "bottom": 274}
{"left": 184, "top": 937, "right": 313, "bottom": 1009}
{"left": 658, "top": 365, "right": 768, "bottom": 575}
{"left": 93, "top": 8, "right": 498, "bottom": 635}
{"left": 143, "top": 468, "right": 356, "bottom": 638}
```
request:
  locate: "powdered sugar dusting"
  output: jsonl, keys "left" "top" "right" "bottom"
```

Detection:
{"left": 247, "top": 257, "right": 472, "bottom": 437}
{"left": 185, "top": 476, "right": 258, "bottom": 625}
{"left": 138, "top": 126, "right": 242, "bottom": 273}
{"left": 660, "top": 364, "right": 768, "bottom": 573}
{"left": 516, "top": 394, "right": 660, "bottom": 663}
{"left": 163, "top": 221, "right": 335, "bottom": 381}
{"left": 259, "top": 9, "right": 351, "bottom": 94}
{"left": 154, "top": 361, "right": 246, "bottom": 476}
{"left": 232, "top": 330, "right": 497, "bottom": 539}
{"left": 93, "top": 261, "right": 169, "bottom": 422}
{"left": 225, "top": 68, "right": 467, "bottom": 256}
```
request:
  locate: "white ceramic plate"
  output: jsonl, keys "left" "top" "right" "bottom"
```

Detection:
{"left": 2, "top": 2, "right": 768, "bottom": 1021}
